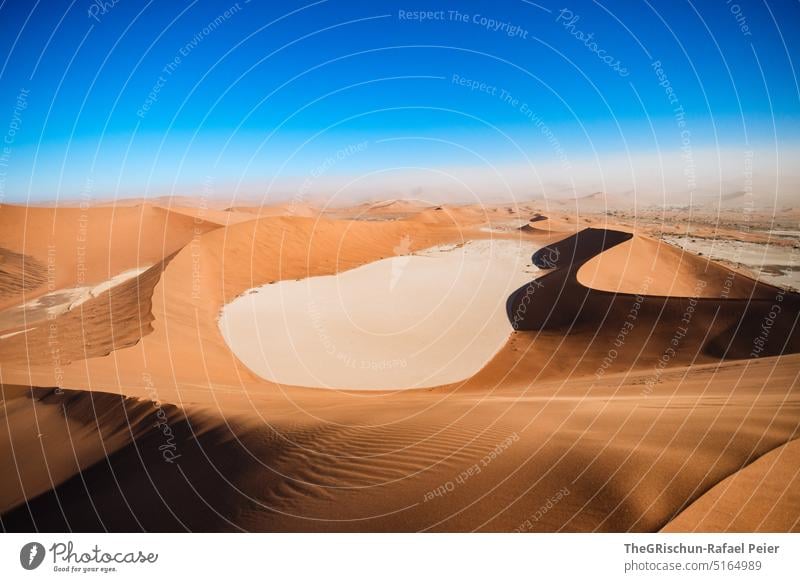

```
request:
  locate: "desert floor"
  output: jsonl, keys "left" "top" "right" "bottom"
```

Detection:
{"left": 1, "top": 198, "right": 798, "bottom": 532}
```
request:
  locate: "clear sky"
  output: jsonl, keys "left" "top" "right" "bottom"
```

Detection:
{"left": 0, "top": 0, "right": 798, "bottom": 203}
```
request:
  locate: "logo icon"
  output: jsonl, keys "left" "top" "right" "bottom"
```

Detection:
{"left": 20, "top": 542, "right": 46, "bottom": 570}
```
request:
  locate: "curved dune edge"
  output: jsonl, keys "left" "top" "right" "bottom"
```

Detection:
{"left": 518, "top": 215, "right": 578, "bottom": 236}
{"left": 661, "top": 438, "right": 800, "bottom": 532}
{"left": 0, "top": 202, "right": 224, "bottom": 368}
{"left": 0, "top": 256, "right": 175, "bottom": 366}
{"left": 466, "top": 228, "right": 800, "bottom": 389}
{"left": 0, "top": 204, "right": 221, "bottom": 306}
{"left": 0, "top": 209, "right": 562, "bottom": 397}
{"left": 577, "top": 232, "right": 783, "bottom": 299}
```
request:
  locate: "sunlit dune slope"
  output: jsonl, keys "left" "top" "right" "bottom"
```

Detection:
{"left": 662, "top": 438, "right": 800, "bottom": 533}
{"left": 0, "top": 204, "right": 220, "bottom": 310}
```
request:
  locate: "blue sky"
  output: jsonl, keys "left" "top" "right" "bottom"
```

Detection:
{"left": 0, "top": 0, "right": 798, "bottom": 202}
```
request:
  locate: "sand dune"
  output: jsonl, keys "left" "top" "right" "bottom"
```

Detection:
{"left": 578, "top": 232, "right": 780, "bottom": 298}
{"left": 486, "top": 228, "right": 799, "bottom": 385}
{"left": 2, "top": 353, "right": 797, "bottom": 532}
{"left": 0, "top": 248, "right": 49, "bottom": 304}
{"left": 0, "top": 258, "right": 171, "bottom": 367}
{"left": 0, "top": 204, "right": 220, "bottom": 309}
{"left": 1, "top": 202, "right": 798, "bottom": 532}
{"left": 0, "top": 385, "right": 188, "bottom": 515}
{"left": 662, "top": 438, "right": 800, "bottom": 532}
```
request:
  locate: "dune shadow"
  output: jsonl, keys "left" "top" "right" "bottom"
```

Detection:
{"left": 504, "top": 226, "right": 800, "bottom": 362}
{"left": 507, "top": 228, "right": 633, "bottom": 330}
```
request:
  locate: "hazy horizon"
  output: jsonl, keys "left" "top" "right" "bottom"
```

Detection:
{"left": 1, "top": 1, "right": 798, "bottom": 205}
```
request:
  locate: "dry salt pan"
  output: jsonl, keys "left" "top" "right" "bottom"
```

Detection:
{"left": 219, "top": 240, "right": 542, "bottom": 390}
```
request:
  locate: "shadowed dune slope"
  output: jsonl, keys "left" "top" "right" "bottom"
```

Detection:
{"left": 0, "top": 386, "right": 190, "bottom": 516}
{"left": 2, "top": 354, "right": 798, "bottom": 532}
{"left": 661, "top": 438, "right": 800, "bottom": 532}
{"left": 0, "top": 248, "right": 48, "bottom": 303}
{"left": 0, "top": 255, "right": 175, "bottom": 366}
{"left": 469, "top": 228, "right": 800, "bottom": 387}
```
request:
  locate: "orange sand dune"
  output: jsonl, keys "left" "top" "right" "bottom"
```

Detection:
{"left": 1, "top": 203, "right": 798, "bottom": 532}
{"left": 517, "top": 213, "right": 576, "bottom": 236}
{"left": 662, "top": 438, "right": 800, "bottom": 532}
{"left": 2, "top": 354, "right": 797, "bottom": 532}
{"left": 154, "top": 204, "right": 261, "bottom": 226}
{"left": 0, "top": 203, "right": 220, "bottom": 309}
{"left": 577, "top": 232, "right": 778, "bottom": 298}
{"left": 483, "top": 228, "right": 798, "bottom": 386}
{"left": 0, "top": 247, "right": 48, "bottom": 304}
{"left": 0, "top": 211, "right": 481, "bottom": 393}
{"left": 0, "top": 257, "right": 171, "bottom": 366}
